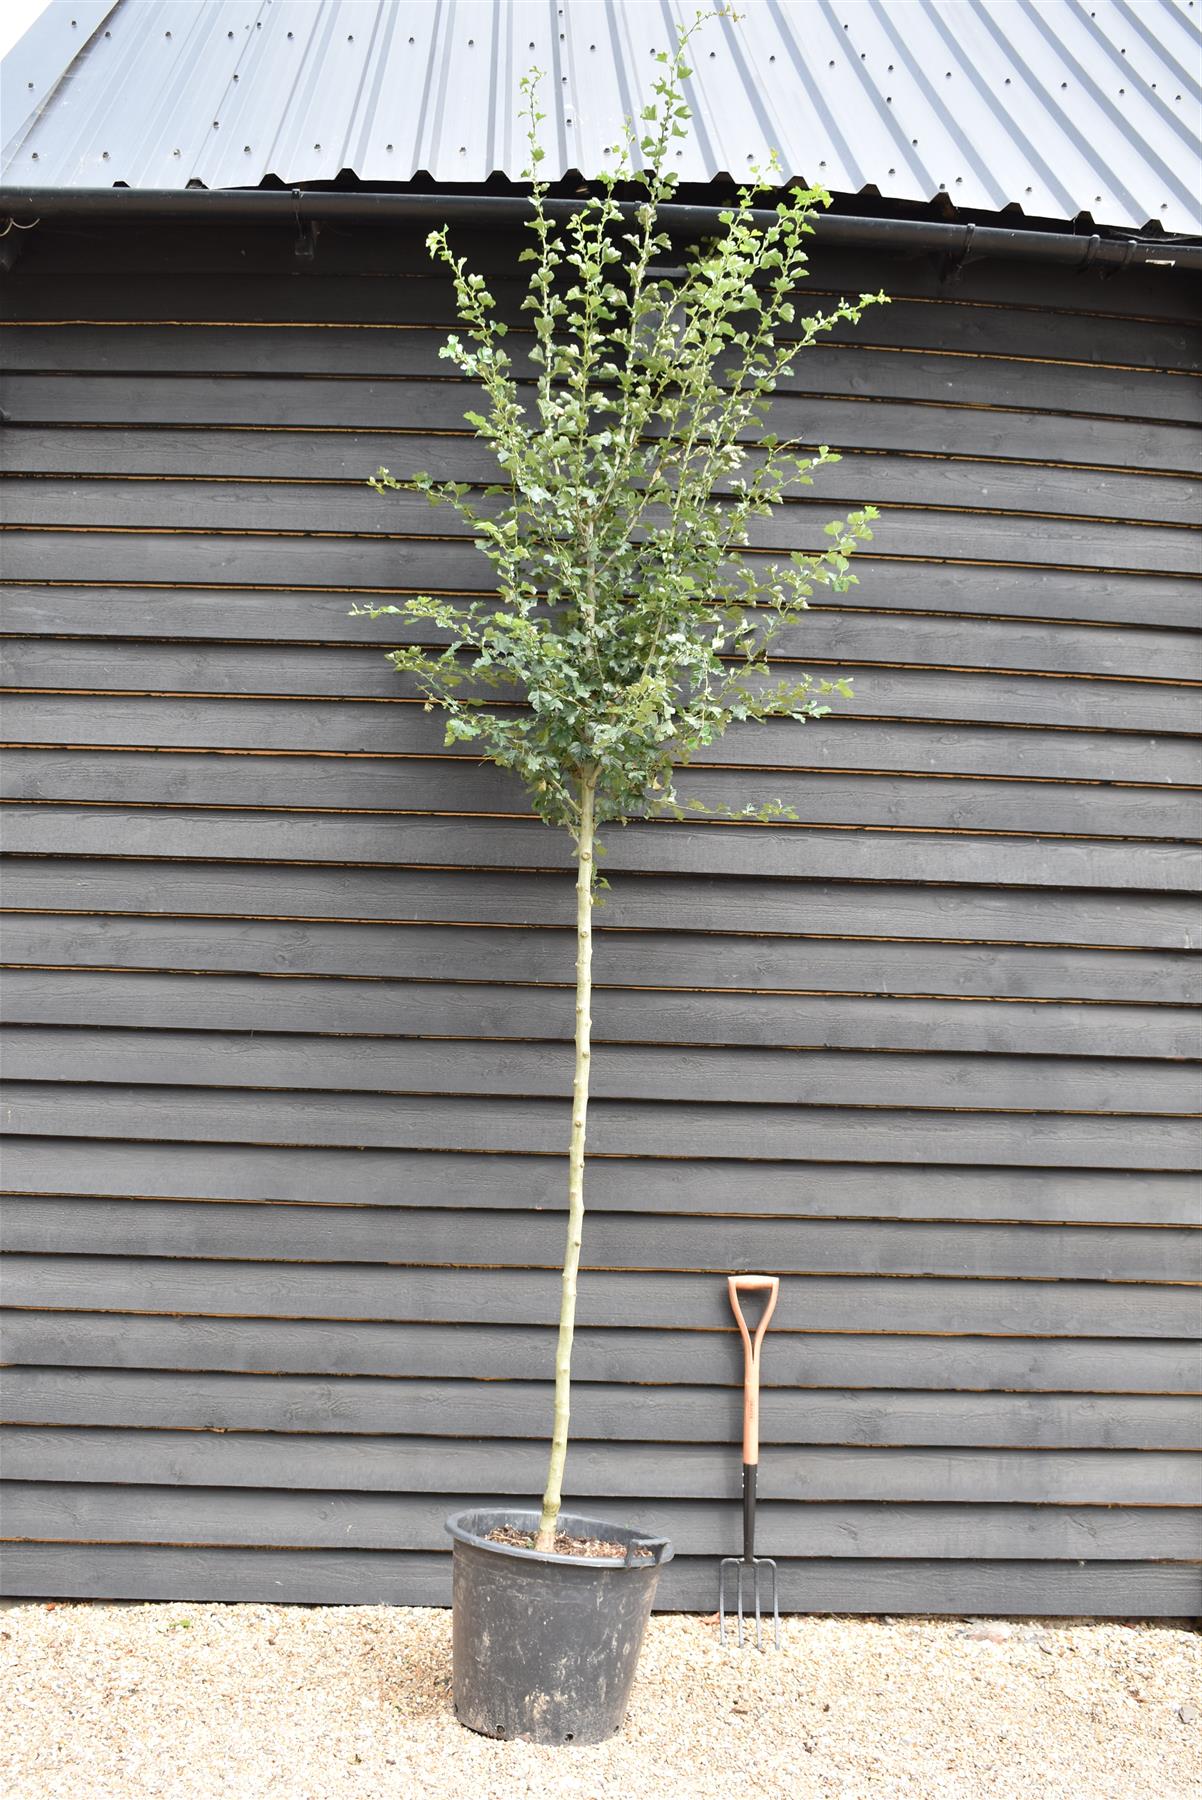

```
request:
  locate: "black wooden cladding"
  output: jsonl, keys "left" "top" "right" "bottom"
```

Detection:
{"left": 0, "top": 222, "right": 1199, "bottom": 1616}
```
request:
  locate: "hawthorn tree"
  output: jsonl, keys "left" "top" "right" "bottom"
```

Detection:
{"left": 358, "top": 19, "right": 886, "bottom": 1551}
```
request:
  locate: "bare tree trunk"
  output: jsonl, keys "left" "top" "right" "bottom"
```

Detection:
{"left": 535, "top": 773, "right": 596, "bottom": 1551}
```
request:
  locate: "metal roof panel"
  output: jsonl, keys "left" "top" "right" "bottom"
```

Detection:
{"left": 3, "top": 0, "right": 1199, "bottom": 233}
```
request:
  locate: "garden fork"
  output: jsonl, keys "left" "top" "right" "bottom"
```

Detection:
{"left": 719, "top": 1273, "right": 780, "bottom": 1649}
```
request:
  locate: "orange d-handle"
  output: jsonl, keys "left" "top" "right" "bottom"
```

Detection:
{"left": 728, "top": 1274, "right": 779, "bottom": 1467}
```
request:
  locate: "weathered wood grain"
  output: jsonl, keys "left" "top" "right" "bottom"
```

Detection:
{"left": 4, "top": 1081, "right": 1199, "bottom": 1167}
{"left": 6, "top": 865, "right": 1196, "bottom": 953}
{"left": 5, "top": 1139, "right": 1198, "bottom": 1225}
{"left": 5, "top": 433, "right": 1199, "bottom": 524}
{"left": 2, "top": 1542, "right": 1197, "bottom": 1613}
{"left": 4, "top": 1426, "right": 1197, "bottom": 1504}
{"left": 3, "top": 1257, "right": 1196, "bottom": 1336}
{"left": 5, "top": 1484, "right": 1196, "bottom": 1560}
{"left": 6, "top": 912, "right": 1196, "bottom": 1000}
{"left": 5, "top": 1312, "right": 1196, "bottom": 1392}
{"left": 4, "top": 1198, "right": 1196, "bottom": 1285}
{"left": 7, "top": 636, "right": 1199, "bottom": 734}
{"left": 5, "top": 810, "right": 1199, "bottom": 892}
{"left": 5, "top": 478, "right": 1199, "bottom": 576}
{"left": 6, "top": 749, "right": 1198, "bottom": 839}
{"left": 4, "top": 1028, "right": 1196, "bottom": 1115}
{"left": 6, "top": 694, "right": 1199, "bottom": 785}
{"left": 5, "top": 1366, "right": 1196, "bottom": 1447}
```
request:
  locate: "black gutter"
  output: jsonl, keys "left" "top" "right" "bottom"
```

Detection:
{"left": 1, "top": 185, "right": 1198, "bottom": 271}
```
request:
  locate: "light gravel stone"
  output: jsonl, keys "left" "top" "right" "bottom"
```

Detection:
{"left": 0, "top": 1603, "right": 1198, "bottom": 1799}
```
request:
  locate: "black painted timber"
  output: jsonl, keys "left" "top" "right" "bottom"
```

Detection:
{"left": 0, "top": 218, "right": 1198, "bottom": 1617}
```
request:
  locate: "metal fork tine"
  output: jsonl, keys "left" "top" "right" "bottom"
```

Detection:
{"left": 719, "top": 1555, "right": 782, "bottom": 1651}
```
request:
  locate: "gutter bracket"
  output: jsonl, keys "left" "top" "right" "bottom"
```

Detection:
{"left": 934, "top": 222, "right": 977, "bottom": 285}
{"left": 0, "top": 214, "right": 38, "bottom": 272}
{"left": 292, "top": 191, "right": 317, "bottom": 263}
{"left": 1075, "top": 234, "right": 1104, "bottom": 276}
{"left": 1097, "top": 238, "right": 1138, "bottom": 281}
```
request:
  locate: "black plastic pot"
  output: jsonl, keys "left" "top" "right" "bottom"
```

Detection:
{"left": 445, "top": 1506, "right": 674, "bottom": 1744}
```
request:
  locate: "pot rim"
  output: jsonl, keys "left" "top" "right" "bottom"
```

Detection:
{"left": 445, "top": 1506, "right": 674, "bottom": 1570}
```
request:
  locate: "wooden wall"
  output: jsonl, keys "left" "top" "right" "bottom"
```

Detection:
{"left": 1, "top": 216, "right": 1199, "bottom": 1614}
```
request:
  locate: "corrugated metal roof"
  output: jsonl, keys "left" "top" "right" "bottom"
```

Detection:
{"left": 3, "top": 0, "right": 1200, "bottom": 234}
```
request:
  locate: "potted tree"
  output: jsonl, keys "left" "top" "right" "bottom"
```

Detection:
{"left": 358, "top": 18, "right": 885, "bottom": 1745}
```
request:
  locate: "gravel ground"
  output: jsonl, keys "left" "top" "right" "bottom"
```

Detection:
{"left": 1, "top": 1602, "right": 1198, "bottom": 1799}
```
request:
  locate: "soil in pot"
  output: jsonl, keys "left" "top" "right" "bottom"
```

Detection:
{"left": 484, "top": 1524, "right": 652, "bottom": 1560}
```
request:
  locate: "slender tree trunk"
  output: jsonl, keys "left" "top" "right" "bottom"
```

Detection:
{"left": 535, "top": 772, "right": 596, "bottom": 1551}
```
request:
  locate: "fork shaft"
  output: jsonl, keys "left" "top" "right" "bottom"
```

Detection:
{"left": 742, "top": 1463, "right": 757, "bottom": 1561}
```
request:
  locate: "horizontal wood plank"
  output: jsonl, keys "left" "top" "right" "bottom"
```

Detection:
{"left": 5, "top": 811, "right": 1198, "bottom": 892}
{"left": 5, "top": 432, "right": 1199, "bottom": 523}
{"left": 3, "top": 1257, "right": 1195, "bottom": 1336}
{"left": 3, "top": 287, "right": 1196, "bottom": 367}
{"left": 6, "top": 913, "right": 1195, "bottom": 1000}
{"left": 5, "top": 480, "right": 1198, "bottom": 576}
{"left": 4, "top": 1082, "right": 1198, "bottom": 1166}
{"left": 3, "top": 1029, "right": 1195, "bottom": 1114}
{"left": 5, "top": 1484, "right": 1195, "bottom": 1560}
{"left": 6, "top": 1311, "right": 1196, "bottom": 1392}
{"left": 5, "top": 864, "right": 1196, "bottom": 952}
{"left": 5, "top": 1140, "right": 1197, "bottom": 1225}
{"left": 5, "top": 695, "right": 1199, "bottom": 785}
{"left": 8, "top": 637, "right": 1200, "bottom": 734}
{"left": 5, "top": 591, "right": 1195, "bottom": 684}
{"left": 5, "top": 1367, "right": 1195, "bottom": 1448}
{"left": 3, "top": 1426, "right": 1195, "bottom": 1502}
{"left": 2, "top": 1541, "right": 1196, "bottom": 1613}
{"left": 6, "top": 750, "right": 1197, "bottom": 840}
{"left": 5, "top": 1199, "right": 1196, "bottom": 1284}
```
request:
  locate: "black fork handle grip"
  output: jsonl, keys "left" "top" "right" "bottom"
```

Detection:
{"left": 742, "top": 1463, "right": 757, "bottom": 1562}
